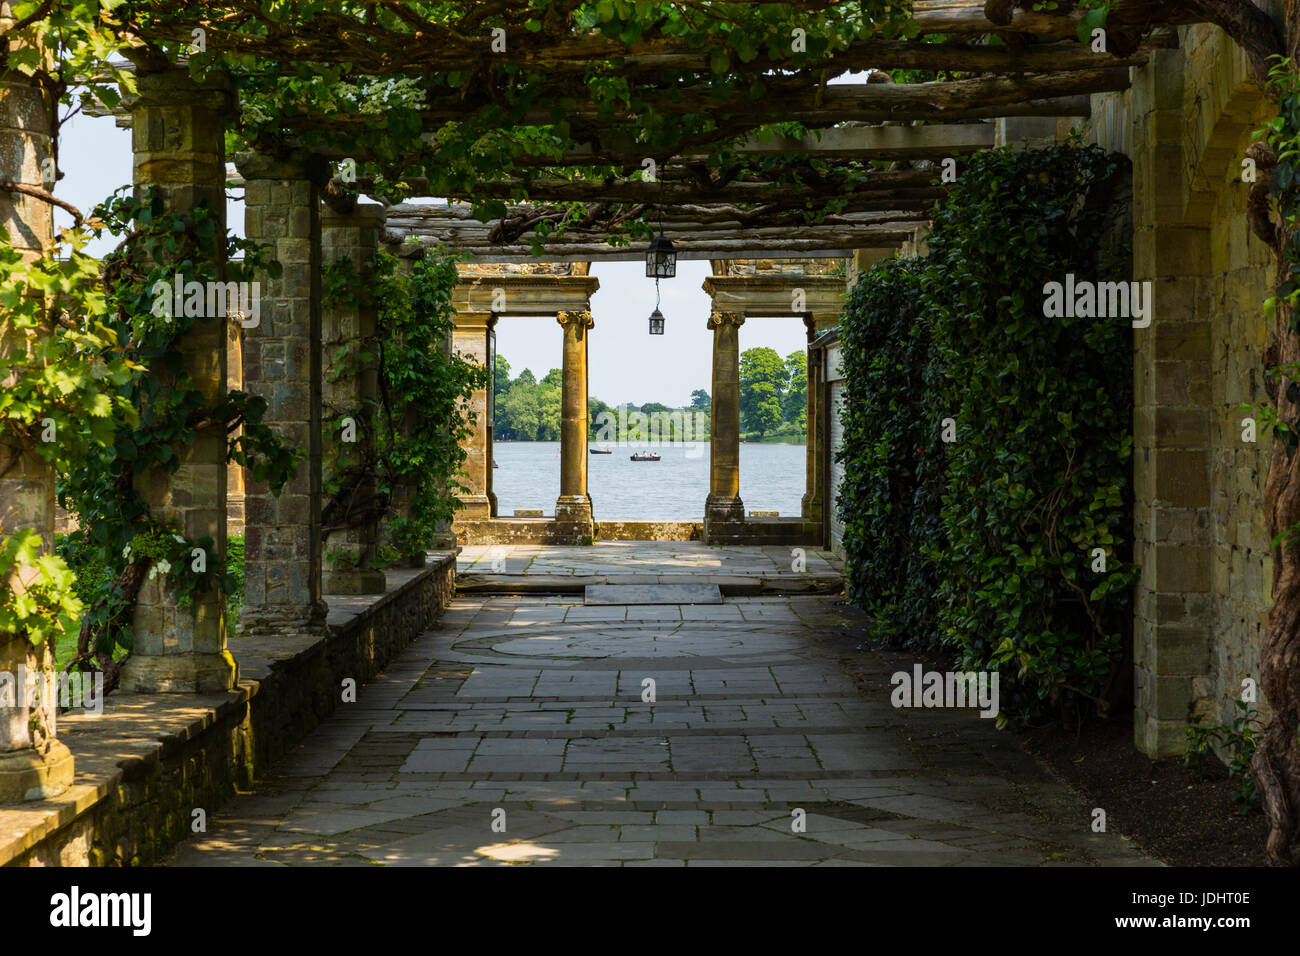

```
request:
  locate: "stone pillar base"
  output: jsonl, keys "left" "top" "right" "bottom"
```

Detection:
{"left": 0, "top": 740, "right": 74, "bottom": 803}
{"left": 1135, "top": 716, "right": 1187, "bottom": 758}
{"left": 430, "top": 529, "right": 458, "bottom": 550}
{"left": 118, "top": 650, "right": 238, "bottom": 694}
{"left": 323, "top": 569, "right": 387, "bottom": 595}
{"left": 800, "top": 492, "right": 824, "bottom": 523}
{"left": 704, "top": 494, "right": 747, "bottom": 544}
{"left": 457, "top": 495, "right": 494, "bottom": 520}
{"left": 553, "top": 495, "right": 595, "bottom": 544}
{"left": 237, "top": 606, "right": 327, "bottom": 639}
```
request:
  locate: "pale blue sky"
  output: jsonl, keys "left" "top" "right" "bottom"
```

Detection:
{"left": 56, "top": 108, "right": 809, "bottom": 408}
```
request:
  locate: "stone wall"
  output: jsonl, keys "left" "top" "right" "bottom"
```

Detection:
{"left": 0, "top": 554, "right": 455, "bottom": 866}
{"left": 1079, "top": 23, "right": 1275, "bottom": 751}
{"left": 1203, "top": 80, "right": 1275, "bottom": 734}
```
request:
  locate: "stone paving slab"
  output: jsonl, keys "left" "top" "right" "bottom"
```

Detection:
{"left": 585, "top": 584, "right": 722, "bottom": 605}
{"left": 164, "top": 581, "right": 1158, "bottom": 868}
{"left": 455, "top": 543, "right": 844, "bottom": 595}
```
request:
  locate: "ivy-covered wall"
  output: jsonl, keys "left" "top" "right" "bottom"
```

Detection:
{"left": 837, "top": 145, "right": 1136, "bottom": 723}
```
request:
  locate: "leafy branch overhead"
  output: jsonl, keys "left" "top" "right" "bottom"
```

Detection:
{"left": 0, "top": 0, "right": 1217, "bottom": 247}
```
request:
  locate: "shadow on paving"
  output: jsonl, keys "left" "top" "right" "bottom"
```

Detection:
{"left": 165, "top": 592, "right": 1157, "bottom": 867}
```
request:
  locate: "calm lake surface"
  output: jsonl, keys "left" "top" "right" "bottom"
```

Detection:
{"left": 491, "top": 441, "right": 807, "bottom": 520}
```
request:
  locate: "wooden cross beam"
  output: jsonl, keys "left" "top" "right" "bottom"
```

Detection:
{"left": 392, "top": 234, "right": 900, "bottom": 262}
{"left": 281, "top": 68, "right": 1129, "bottom": 130}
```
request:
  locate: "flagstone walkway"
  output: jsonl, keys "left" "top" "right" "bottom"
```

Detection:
{"left": 456, "top": 541, "right": 841, "bottom": 577}
{"left": 165, "top": 571, "right": 1155, "bottom": 866}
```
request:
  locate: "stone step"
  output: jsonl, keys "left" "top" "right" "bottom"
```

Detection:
{"left": 455, "top": 573, "right": 843, "bottom": 596}
{"left": 584, "top": 583, "right": 723, "bottom": 605}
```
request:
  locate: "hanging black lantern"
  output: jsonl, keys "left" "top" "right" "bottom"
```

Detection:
{"left": 645, "top": 233, "right": 677, "bottom": 279}
{"left": 648, "top": 274, "right": 666, "bottom": 335}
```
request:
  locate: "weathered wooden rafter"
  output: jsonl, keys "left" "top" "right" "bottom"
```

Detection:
{"left": 300, "top": 123, "right": 993, "bottom": 176}
{"left": 393, "top": 233, "right": 900, "bottom": 261}
{"left": 276, "top": 68, "right": 1131, "bottom": 132}
{"left": 106, "top": 1, "right": 1182, "bottom": 77}
{"left": 449, "top": 168, "right": 941, "bottom": 205}
{"left": 382, "top": 198, "right": 927, "bottom": 261}
{"left": 386, "top": 202, "right": 930, "bottom": 232}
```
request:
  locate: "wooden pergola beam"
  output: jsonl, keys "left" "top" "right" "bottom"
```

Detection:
{"left": 527, "top": 123, "right": 998, "bottom": 166}
{"left": 278, "top": 70, "right": 1125, "bottom": 135}
{"left": 384, "top": 203, "right": 935, "bottom": 230}
{"left": 392, "top": 235, "right": 902, "bottom": 262}
{"left": 117, "top": 2, "right": 1181, "bottom": 76}
{"left": 385, "top": 200, "right": 919, "bottom": 260}
{"left": 436, "top": 170, "right": 941, "bottom": 204}
{"left": 697, "top": 122, "right": 995, "bottom": 159}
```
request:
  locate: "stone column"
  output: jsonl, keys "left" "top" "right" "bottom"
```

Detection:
{"left": 801, "top": 316, "right": 822, "bottom": 523}
{"left": 120, "top": 69, "right": 237, "bottom": 693}
{"left": 227, "top": 316, "right": 245, "bottom": 537}
{"left": 428, "top": 307, "right": 459, "bottom": 551}
{"left": 451, "top": 311, "right": 496, "bottom": 520}
{"left": 0, "top": 16, "right": 73, "bottom": 799}
{"left": 238, "top": 153, "right": 328, "bottom": 637}
{"left": 705, "top": 310, "right": 746, "bottom": 542}
{"left": 320, "top": 202, "right": 386, "bottom": 594}
{"left": 1129, "top": 47, "right": 1214, "bottom": 756}
{"left": 555, "top": 309, "right": 595, "bottom": 542}
{"left": 801, "top": 309, "right": 841, "bottom": 527}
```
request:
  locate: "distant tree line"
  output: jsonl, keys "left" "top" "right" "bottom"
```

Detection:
{"left": 492, "top": 351, "right": 807, "bottom": 442}
{"left": 492, "top": 356, "right": 712, "bottom": 441}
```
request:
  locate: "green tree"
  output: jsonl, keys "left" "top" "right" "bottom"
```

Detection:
{"left": 541, "top": 367, "right": 563, "bottom": 388}
{"left": 783, "top": 351, "right": 807, "bottom": 428}
{"left": 493, "top": 354, "right": 512, "bottom": 396}
{"left": 588, "top": 396, "right": 609, "bottom": 437}
{"left": 740, "top": 347, "right": 787, "bottom": 434}
{"left": 746, "top": 382, "right": 783, "bottom": 438}
{"left": 515, "top": 368, "right": 536, "bottom": 387}
{"left": 537, "top": 386, "right": 562, "bottom": 440}
{"left": 690, "top": 389, "right": 711, "bottom": 410}
{"left": 641, "top": 401, "right": 670, "bottom": 415}
{"left": 498, "top": 384, "right": 543, "bottom": 440}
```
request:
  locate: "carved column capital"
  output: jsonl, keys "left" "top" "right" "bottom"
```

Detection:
{"left": 708, "top": 310, "right": 745, "bottom": 331}
{"left": 557, "top": 309, "right": 594, "bottom": 331}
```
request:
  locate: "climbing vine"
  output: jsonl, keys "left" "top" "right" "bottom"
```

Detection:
{"left": 0, "top": 225, "right": 138, "bottom": 650}
{"left": 52, "top": 187, "right": 297, "bottom": 688}
{"left": 1241, "top": 52, "right": 1300, "bottom": 865}
{"left": 321, "top": 249, "right": 487, "bottom": 566}
{"left": 838, "top": 144, "right": 1137, "bottom": 724}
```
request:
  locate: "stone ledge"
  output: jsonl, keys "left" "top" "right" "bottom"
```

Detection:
{"left": 455, "top": 517, "right": 821, "bottom": 546}
{"left": 0, "top": 552, "right": 456, "bottom": 867}
{"left": 456, "top": 572, "right": 842, "bottom": 596}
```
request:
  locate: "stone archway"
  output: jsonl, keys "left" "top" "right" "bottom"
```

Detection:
{"left": 450, "top": 267, "right": 600, "bottom": 545}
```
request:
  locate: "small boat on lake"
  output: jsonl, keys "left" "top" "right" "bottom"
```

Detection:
{"left": 630, "top": 452, "right": 661, "bottom": 462}
{"left": 590, "top": 447, "right": 613, "bottom": 454}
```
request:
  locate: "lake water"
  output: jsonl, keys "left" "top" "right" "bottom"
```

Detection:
{"left": 490, "top": 441, "right": 807, "bottom": 520}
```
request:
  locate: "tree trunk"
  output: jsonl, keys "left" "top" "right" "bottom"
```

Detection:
{"left": 1258, "top": 298, "right": 1300, "bottom": 863}
{"left": 1252, "top": 0, "right": 1300, "bottom": 867}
